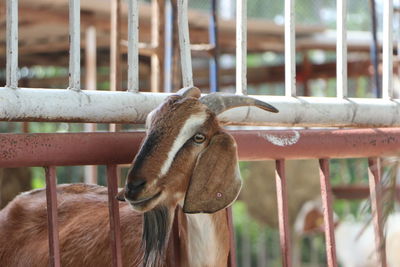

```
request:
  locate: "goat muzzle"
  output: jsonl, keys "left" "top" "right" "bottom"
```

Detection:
{"left": 116, "top": 188, "right": 126, "bottom": 202}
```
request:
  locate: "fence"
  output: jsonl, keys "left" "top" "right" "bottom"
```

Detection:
{"left": 1, "top": 0, "right": 399, "bottom": 267}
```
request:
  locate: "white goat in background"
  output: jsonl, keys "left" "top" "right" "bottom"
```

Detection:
{"left": 0, "top": 86, "right": 278, "bottom": 267}
{"left": 295, "top": 199, "right": 400, "bottom": 267}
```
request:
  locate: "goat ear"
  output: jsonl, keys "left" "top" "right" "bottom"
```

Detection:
{"left": 183, "top": 132, "right": 242, "bottom": 213}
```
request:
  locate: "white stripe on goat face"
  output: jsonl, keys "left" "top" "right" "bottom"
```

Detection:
{"left": 159, "top": 112, "right": 208, "bottom": 177}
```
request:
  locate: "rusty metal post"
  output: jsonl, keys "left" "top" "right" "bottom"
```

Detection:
{"left": 368, "top": 157, "right": 387, "bottom": 267}
{"left": 45, "top": 166, "right": 61, "bottom": 267}
{"left": 318, "top": 159, "right": 337, "bottom": 267}
{"left": 275, "top": 159, "right": 292, "bottom": 267}
{"left": 107, "top": 165, "right": 123, "bottom": 267}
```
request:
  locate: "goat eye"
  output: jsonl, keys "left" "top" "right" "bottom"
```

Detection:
{"left": 193, "top": 133, "right": 206, "bottom": 144}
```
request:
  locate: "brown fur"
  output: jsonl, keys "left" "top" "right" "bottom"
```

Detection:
{"left": 0, "top": 184, "right": 230, "bottom": 267}
{"left": 0, "top": 184, "right": 142, "bottom": 267}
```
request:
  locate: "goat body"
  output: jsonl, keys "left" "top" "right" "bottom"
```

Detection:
{"left": 0, "top": 184, "right": 229, "bottom": 267}
{"left": 0, "top": 88, "right": 278, "bottom": 266}
{"left": 335, "top": 214, "right": 400, "bottom": 267}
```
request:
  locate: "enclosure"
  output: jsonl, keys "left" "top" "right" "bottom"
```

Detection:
{"left": 1, "top": 0, "right": 400, "bottom": 266}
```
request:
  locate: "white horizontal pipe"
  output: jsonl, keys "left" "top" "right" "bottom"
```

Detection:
{"left": 0, "top": 88, "right": 166, "bottom": 123}
{"left": 0, "top": 87, "right": 400, "bottom": 127}
{"left": 69, "top": 0, "right": 81, "bottom": 91}
{"left": 6, "top": 0, "right": 18, "bottom": 89}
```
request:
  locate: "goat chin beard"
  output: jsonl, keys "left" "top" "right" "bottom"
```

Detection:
{"left": 142, "top": 205, "right": 174, "bottom": 267}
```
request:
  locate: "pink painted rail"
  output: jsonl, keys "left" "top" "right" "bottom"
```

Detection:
{"left": 1, "top": 128, "right": 400, "bottom": 266}
{"left": 275, "top": 159, "right": 292, "bottom": 267}
{"left": 1, "top": 128, "right": 399, "bottom": 167}
{"left": 319, "top": 159, "right": 337, "bottom": 267}
{"left": 45, "top": 166, "right": 61, "bottom": 267}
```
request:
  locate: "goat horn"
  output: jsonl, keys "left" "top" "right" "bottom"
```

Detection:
{"left": 176, "top": 86, "right": 201, "bottom": 99}
{"left": 200, "top": 93, "right": 279, "bottom": 115}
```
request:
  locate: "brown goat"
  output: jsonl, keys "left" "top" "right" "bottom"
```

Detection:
{"left": 0, "top": 87, "right": 278, "bottom": 267}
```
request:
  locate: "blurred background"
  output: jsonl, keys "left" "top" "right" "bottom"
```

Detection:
{"left": 1, "top": 0, "right": 400, "bottom": 266}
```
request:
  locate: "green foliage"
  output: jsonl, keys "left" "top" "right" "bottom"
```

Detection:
{"left": 31, "top": 167, "right": 45, "bottom": 189}
{"left": 233, "top": 201, "right": 282, "bottom": 267}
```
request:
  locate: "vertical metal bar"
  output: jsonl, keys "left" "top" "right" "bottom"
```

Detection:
{"left": 85, "top": 26, "right": 97, "bottom": 92}
{"left": 68, "top": 0, "right": 81, "bottom": 91}
{"left": 22, "top": 122, "right": 29, "bottom": 133}
{"left": 128, "top": 0, "right": 139, "bottom": 93}
{"left": 83, "top": 26, "right": 97, "bottom": 134}
{"left": 285, "top": 0, "right": 296, "bottom": 97}
{"left": 369, "top": 0, "right": 381, "bottom": 97}
{"left": 84, "top": 26, "right": 97, "bottom": 183}
{"left": 226, "top": 207, "right": 237, "bottom": 267}
{"left": 171, "top": 0, "right": 181, "bottom": 90}
{"left": 397, "top": 0, "right": 400, "bottom": 84}
{"left": 236, "top": 0, "right": 247, "bottom": 95}
{"left": 84, "top": 165, "right": 97, "bottom": 184}
{"left": 382, "top": 0, "right": 394, "bottom": 99}
{"left": 318, "top": 159, "right": 337, "bottom": 267}
{"left": 106, "top": 165, "right": 123, "bottom": 267}
{"left": 275, "top": 160, "right": 292, "bottom": 267}
{"left": 302, "top": 52, "right": 312, "bottom": 96}
{"left": 110, "top": 0, "right": 122, "bottom": 92}
{"left": 337, "top": 0, "right": 347, "bottom": 98}
{"left": 209, "top": 0, "right": 219, "bottom": 93}
{"left": 109, "top": 0, "right": 122, "bottom": 132}
{"left": 6, "top": 0, "right": 18, "bottom": 89}
{"left": 151, "top": 0, "right": 165, "bottom": 92}
{"left": 177, "top": 0, "right": 193, "bottom": 88}
{"left": 368, "top": 158, "right": 387, "bottom": 267}
{"left": 164, "top": 0, "right": 174, "bottom": 93}
{"left": 45, "top": 166, "right": 61, "bottom": 267}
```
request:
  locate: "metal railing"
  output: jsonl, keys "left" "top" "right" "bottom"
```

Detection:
{"left": 1, "top": 0, "right": 398, "bottom": 267}
{"left": 1, "top": 129, "right": 400, "bottom": 267}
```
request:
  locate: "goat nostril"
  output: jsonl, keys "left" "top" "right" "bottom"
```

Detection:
{"left": 125, "top": 179, "right": 147, "bottom": 198}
